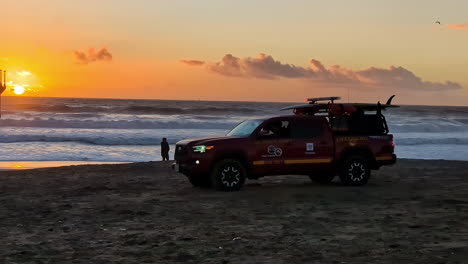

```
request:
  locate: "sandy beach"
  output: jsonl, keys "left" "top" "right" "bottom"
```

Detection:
{"left": 0, "top": 159, "right": 467, "bottom": 263}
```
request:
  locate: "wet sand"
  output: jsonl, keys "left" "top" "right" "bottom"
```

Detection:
{"left": 0, "top": 161, "right": 129, "bottom": 171}
{"left": 0, "top": 159, "right": 467, "bottom": 263}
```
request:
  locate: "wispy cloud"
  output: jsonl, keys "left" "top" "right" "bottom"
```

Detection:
{"left": 16, "top": 71, "right": 32, "bottom": 77}
{"left": 180, "top": 59, "right": 205, "bottom": 66}
{"left": 182, "top": 53, "right": 462, "bottom": 91}
{"left": 447, "top": 24, "right": 468, "bottom": 29}
{"left": 74, "top": 47, "right": 113, "bottom": 65}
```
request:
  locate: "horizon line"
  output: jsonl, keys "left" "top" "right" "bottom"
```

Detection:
{"left": 2, "top": 95, "right": 468, "bottom": 108}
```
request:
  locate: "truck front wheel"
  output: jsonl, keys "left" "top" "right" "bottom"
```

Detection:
{"left": 211, "top": 159, "right": 246, "bottom": 191}
{"left": 339, "top": 155, "right": 371, "bottom": 186}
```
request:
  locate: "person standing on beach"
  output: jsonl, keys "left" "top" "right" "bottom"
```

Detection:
{"left": 161, "top": 138, "right": 170, "bottom": 161}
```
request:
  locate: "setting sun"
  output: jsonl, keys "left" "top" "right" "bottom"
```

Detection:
{"left": 13, "top": 85, "right": 25, "bottom": 95}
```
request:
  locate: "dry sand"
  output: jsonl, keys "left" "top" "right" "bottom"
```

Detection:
{"left": 0, "top": 159, "right": 467, "bottom": 264}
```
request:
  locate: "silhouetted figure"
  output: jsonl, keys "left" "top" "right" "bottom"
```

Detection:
{"left": 161, "top": 138, "right": 170, "bottom": 161}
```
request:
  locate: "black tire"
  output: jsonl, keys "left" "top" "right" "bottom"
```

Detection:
{"left": 188, "top": 174, "right": 211, "bottom": 188}
{"left": 339, "top": 155, "right": 371, "bottom": 186}
{"left": 211, "top": 159, "right": 246, "bottom": 191}
{"left": 309, "top": 173, "right": 336, "bottom": 184}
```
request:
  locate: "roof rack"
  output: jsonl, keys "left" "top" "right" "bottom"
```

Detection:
{"left": 307, "top": 96, "right": 341, "bottom": 104}
{"left": 281, "top": 95, "right": 398, "bottom": 116}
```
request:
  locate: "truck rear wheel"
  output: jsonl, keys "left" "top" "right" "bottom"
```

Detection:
{"left": 309, "top": 173, "right": 335, "bottom": 184}
{"left": 188, "top": 174, "right": 211, "bottom": 188}
{"left": 211, "top": 159, "right": 246, "bottom": 191}
{"left": 339, "top": 155, "right": 370, "bottom": 186}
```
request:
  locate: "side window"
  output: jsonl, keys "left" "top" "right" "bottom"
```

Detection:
{"left": 331, "top": 116, "right": 350, "bottom": 133}
{"left": 259, "top": 120, "right": 290, "bottom": 138}
{"left": 291, "top": 119, "right": 322, "bottom": 139}
{"left": 349, "top": 114, "right": 386, "bottom": 135}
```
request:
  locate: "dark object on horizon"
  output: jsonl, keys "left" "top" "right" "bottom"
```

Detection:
{"left": 435, "top": 21, "right": 441, "bottom": 24}
{"left": 161, "top": 138, "right": 170, "bottom": 161}
{"left": 0, "top": 70, "right": 6, "bottom": 118}
{"left": 386, "top": 95, "right": 395, "bottom": 105}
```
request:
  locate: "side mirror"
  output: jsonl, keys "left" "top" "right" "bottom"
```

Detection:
{"left": 257, "top": 129, "right": 272, "bottom": 139}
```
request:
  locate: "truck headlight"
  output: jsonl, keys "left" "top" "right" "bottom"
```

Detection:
{"left": 192, "top": 145, "right": 214, "bottom": 153}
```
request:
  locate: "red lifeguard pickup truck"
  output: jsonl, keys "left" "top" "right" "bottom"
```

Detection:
{"left": 173, "top": 96, "right": 397, "bottom": 191}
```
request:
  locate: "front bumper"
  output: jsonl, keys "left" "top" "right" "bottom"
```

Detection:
{"left": 172, "top": 157, "right": 213, "bottom": 176}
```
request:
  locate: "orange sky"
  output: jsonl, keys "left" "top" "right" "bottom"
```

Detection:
{"left": 1, "top": 0, "right": 468, "bottom": 105}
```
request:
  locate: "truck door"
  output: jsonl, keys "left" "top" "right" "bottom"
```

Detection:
{"left": 284, "top": 117, "right": 334, "bottom": 174}
{"left": 251, "top": 119, "right": 291, "bottom": 175}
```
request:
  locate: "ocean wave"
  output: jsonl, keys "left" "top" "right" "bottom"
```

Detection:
{"left": 0, "top": 128, "right": 228, "bottom": 145}
{"left": 12, "top": 103, "right": 104, "bottom": 114}
{"left": 389, "top": 121, "right": 468, "bottom": 133}
{"left": 7, "top": 103, "right": 262, "bottom": 115}
{"left": 395, "top": 137, "right": 468, "bottom": 146}
{"left": 2, "top": 130, "right": 467, "bottom": 146}
{"left": 0, "top": 118, "right": 238, "bottom": 129}
{"left": 0, "top": 135, "right": 179, "bottom": 145}
{"left": 122, "top": 105, "right": 259, "bottom": 115}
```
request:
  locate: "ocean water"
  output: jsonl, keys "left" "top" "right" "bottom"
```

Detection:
{"left": 0, "top": 96, "right": 467, "bottom": 163}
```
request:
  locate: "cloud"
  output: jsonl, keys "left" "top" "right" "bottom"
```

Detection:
{"left": 180, "top": 59, "right": 205, "bottom": 66}
{"left": 447, "top": 24, "right": 468, "bottom": 29}
{"left": 74, "top": 47, "right": 113, "bottom": 65}
{"left": 184, "top": 53, "right": 462, "bottom": 91}
{"left": 16, "top": 71, "right": 32, "bottom": 77}
{"left": 208, "top": 53, "right": 309, "bottom": 79}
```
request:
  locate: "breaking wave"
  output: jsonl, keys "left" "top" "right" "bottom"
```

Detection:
{"left": 0, "top": 134, "right": 183, "bottom": 145}
{"left": 0, "top": 128, "right": 227, "bottom": 145}
{"left": 388, "top": 118, "right": 468, "bottom": 133}
{"left": 1, "top": 133, "right": 467, "bottom": 146}
{"left": 2, "top": 117, "right": 468, "bottom": 133}
{"left": 395, "top": 137, "right": 468, "bottom": 146}
{"left": 0, "top": 118, "right": 238, "bottom": 130}
{"left": 7, "top": 103, "right": 262, "bottom": 115}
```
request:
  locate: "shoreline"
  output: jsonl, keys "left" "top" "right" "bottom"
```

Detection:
{"left": 0, "top": 161, "right": 131, "bottom": 171}
{"left": 0, "top": 158, "right": 466, "bottom": 171}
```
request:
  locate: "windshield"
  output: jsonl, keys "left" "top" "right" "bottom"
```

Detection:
{"left": 226, "top": 119, "right": 264, "bottom": 137}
